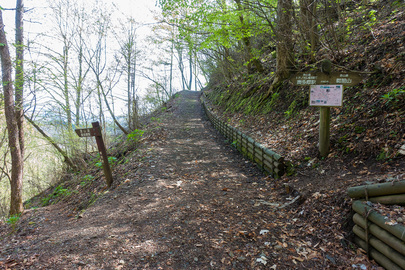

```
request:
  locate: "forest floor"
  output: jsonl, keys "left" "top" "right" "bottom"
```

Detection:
{"left": 1, "top": 90, "right": 403, "bottom": 269}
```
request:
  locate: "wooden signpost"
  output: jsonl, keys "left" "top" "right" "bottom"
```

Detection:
{"left": 290, "top": 67, "right": 362, "bottom": 157}
{"left": 75, "top": 122, "right": 113, "bottom": 187}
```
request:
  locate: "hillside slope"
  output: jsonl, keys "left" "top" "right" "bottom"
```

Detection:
{"left": 205, "top": 9, "right": 404, "bottom": 194}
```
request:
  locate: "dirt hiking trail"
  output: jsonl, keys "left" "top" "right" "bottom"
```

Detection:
{"left": 0, "top": 91, "right": 372, "bottom": 269}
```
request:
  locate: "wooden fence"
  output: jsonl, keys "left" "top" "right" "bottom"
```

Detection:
{"left": 201, "top": 97, "right": 285, "bottom": 178}
{"left": 348, "top": 181, "right": 405, "bottom": 270}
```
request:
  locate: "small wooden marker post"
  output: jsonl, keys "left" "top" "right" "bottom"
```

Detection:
{"left": 75, "top": 122, "right": 113, "bottom": 187}
{"left": 290, "top": 64, "right": 362, "bottom": 157}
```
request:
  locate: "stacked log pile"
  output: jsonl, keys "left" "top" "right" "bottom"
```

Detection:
{"left": 348, "top": 181, "right": 405, "bottom": 270}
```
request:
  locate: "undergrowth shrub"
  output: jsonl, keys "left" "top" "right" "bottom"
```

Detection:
{"left": 127, "top": 129, "right": 145, "bottom": 144}
{"left": 41, "top": 185, "right": 72, "bottom": 206}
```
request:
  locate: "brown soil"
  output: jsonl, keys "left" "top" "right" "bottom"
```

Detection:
{"left": 0, "top": 91, "right": 400, "bottom": 269}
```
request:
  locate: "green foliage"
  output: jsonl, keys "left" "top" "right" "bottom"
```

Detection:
{"left": 158, "top": 0, "right": 276, "bottom": 53}
{"left": 83, "top": 192, "right": 99, "bottom": 210}
{"left": 150, "top": 117, "right": 161, "bottom": 123}
{"left": 338, "top": 134, "right": 349, "bottom": 144}
{"left": 284, "top": 100, "right": 297, "bottom": 118}
{"left": 41, "top": 185, "right": 72, "bottom": 206}
{"left": 263, "top": 92, "right": 280, "bottom": 114}
{"left": 6, "top": 214, "right": 21, "bottom": 226}
{"left": 118, "top": 157, "right": 130, "bottom": 165}
{"left": 285, "top": 162, "right": 296, "bottom": 176}
{"left": 80, "top": 175, "right": 95, "bottom": 187}
{"left": 108, "top": 157, "right": 117, "bottom": 167}
{"left": 83, "top": 174, "right": 95, "bottom": 182}
{"left": 94, "top": 161, "right": 102, "bottom": 168}
{"left": 94, "top": 157, "right": 117, "bottom": 169}
{"left": 231, "top": 140, "right": 238, "bottom": 148}
{"left": 363, "top": 9, "right": 378, "bottom": 29}
{"left": 127, "top": 129, "right": 145, "bottom": 144}
{"left": 376, "top": 148, "right": 388, "bottom": 161}
{"left": 381, "top": 87, "right": 405, "bottom": 108}
{"left": 354, "top": 126, "right": 365, "bottom": 134}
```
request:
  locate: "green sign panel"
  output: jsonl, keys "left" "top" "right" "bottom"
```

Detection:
{"left": 290, "top": 72, "right": 362, "bottom": 86}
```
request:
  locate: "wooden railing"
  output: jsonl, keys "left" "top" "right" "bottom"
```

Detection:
{"left": 348, "top": 181, "right": 405, "bottom": 270}
{"left": 201, "top": 97, "right": 285, "bottom": 178}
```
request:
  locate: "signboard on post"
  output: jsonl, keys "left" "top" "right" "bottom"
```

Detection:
{"left": 75, "top": 122, "right": 113, "bottom": 187}
{"left": 290, "top": 67, "right": 362, "bottom": 157}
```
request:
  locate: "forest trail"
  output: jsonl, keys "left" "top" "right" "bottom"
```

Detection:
{"left": 1, "top": 91, "right": 373, "bottom": 269}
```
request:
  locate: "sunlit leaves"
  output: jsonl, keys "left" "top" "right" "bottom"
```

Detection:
{"left": 159, "top": 0, "right": 277, "bottom": 51}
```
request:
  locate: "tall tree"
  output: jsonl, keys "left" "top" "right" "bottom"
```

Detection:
{"left": 84, "top": 7, "right": 129, "bottom": 135}
{"left": 71, "top": 4, "right": 91, "bottom": 127}
{"left": 0, "top": 5, "right": 24, "bottom": 216}
{"left": 117, "top": 18, "right": 141, "bottom": 131}
{"left": 15, "top": 0, "right": 24, "bottom": 161}
{"left": 48, "top": 0, "right": 75, "bottom": 133}
{"left": 262, "top": 0, "right": 294, "bottom": 100}
{"left": 150, "top": 20, "right": 180, "bottom": 94}
{"left": 275, "top": 0, "right": 294, "bottom": 81}
{"left": 299, "top": 0, "right": 318, "bottom": 63}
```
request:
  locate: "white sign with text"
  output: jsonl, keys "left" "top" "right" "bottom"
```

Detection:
{"left": 309, "top": 85, "right": 343, "bottom": 107}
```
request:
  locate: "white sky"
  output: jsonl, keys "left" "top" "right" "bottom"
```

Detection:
{"left": 2, "top": 0, "right": 158, "bottom": 22}
{"left": 2, "top": 0, "right": 159, "bottom": 44}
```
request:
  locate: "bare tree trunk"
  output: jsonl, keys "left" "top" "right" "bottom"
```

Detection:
{"left": 169, "top": 36, "right": 174, "bottom": 95}
{"left": 194, "top": 49, "right": 197, "bottom": 91}
{"left": 74, "top": 30, "right": 89, "bottom": 127}
{"left": 96, "top": 85, "right": 105, "bottom": 130}
{"left": 188, "top": 48, "right": 193, "bottom": 90}
{"left": 127, "top": 58, "right": 132, "bottom": 130}
{"left": 117, "top": 20, "right": 140, "bottom": 131}
{"left": 262, "top": 0, "right": 294, "bottom": 101}
{"left": 0, "top": 10, "right": 24, "bottom": 216}
{"left": 75, "top": 46, "right": 83, "bottom": 126}
{"left": 98, "top": 81, "right": 129, "bottom": 135}
{"left": 276, "top": 0, "right": 294, "bottom": 80}
{"left": 63, "top": 45, "right": 73, "bottom": 132}
{"left": 132, "top": 62, "right": 140, "bottom": 129}
{"left": 177, "top": 45, "right": 186, "bottom": 90}
{"left": 300, "top": 0, "right": 318, "bottom": 63}
{"left": 15, "top": 0, "right": 24, "bottom": 159}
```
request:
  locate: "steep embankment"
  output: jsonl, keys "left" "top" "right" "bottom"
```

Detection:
{"left": 0, "top": 91, "right": 383, "bottom": 269}
{"left": 205, "top": 10, "right": 404, "bottom": 194}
